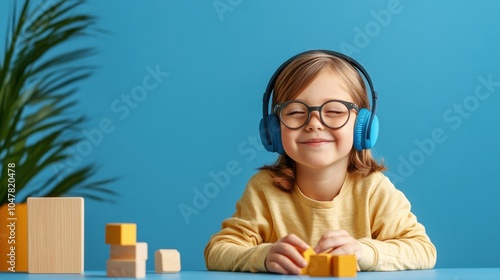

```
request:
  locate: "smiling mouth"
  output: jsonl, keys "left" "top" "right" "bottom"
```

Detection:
{"left": 299, "top": 139, "right": 334, "bottom": 145}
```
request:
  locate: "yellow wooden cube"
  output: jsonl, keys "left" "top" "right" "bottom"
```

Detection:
{"left": 105, "top": 223, "right": 136, "bottom": 245}
{"left": 308, "top": 254, "right": 332, "bottom": 277}
{"left": 300, "top": 247, "right": 316, "bottom": 274}
{"left": 332, "top": 255, "right": 357, "bottom": 277}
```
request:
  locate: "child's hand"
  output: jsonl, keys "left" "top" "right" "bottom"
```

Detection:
{"left": 265, "top": 234, "right": 310, "bottom": 274}
{"left": 313, "top": 230, "right": 363, "bottom": 260}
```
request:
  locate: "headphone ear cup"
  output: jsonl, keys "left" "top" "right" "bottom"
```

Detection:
{"left": 354, "top": 109, "right": 379, "bottom": 150}
{"left": 269, "top": 115, "right": 285, "bottom": 154}
{"left": 259, "top": 114, "right": 284, "bottom": 154}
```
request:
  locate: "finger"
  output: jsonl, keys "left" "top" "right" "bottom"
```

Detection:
{"left": 266, "top": 261, "right": 288, "bottom": 275}
{"left": 273, "top": 242, "right": 308, "bottom": 269}
{"left": 315, "top": 237, "right": 350, "bottom": 253}
{"left": 316, "top": 230, "right": 349, "bottom": 246}
{"left": 267, "top": 253, "right": 303, "bottom": 275}
{"left": 281, "top": 234, "right": 310, "bottom": 251}
{"left": 314, "top": 233, "right": 351, "bottom": 253}
{"left": 329, "top": 243, "right": 358, "bottom": 256}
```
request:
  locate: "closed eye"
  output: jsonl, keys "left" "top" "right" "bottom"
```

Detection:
{"left": 324, "top": 109, "right": 345, "bottom": 115}
{"left": 285, "top": 110, "right": 307, "bottom": 116}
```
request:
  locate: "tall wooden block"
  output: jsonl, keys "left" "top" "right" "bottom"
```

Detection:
{"left": 332, "top": 255, "right": 357, "bottom": 277}
{"left": 110, "top": 242, "right": 148, "bottom": 260}
{"left": 308, "top": 254, "right": 332, "bottom": 277}
{"left": 107, "top": 259, "right": 145, "bottom": 278}
{"left": 155, "top": 249, "right": 181, "bottom": 273}
{"left": 300, "top": 247, "right": 315, "bottom": 274}
{"left": 27, "top": 197, "right": 84, "bottom": 273}
{"left": 106, "top": 223, "right": 136, "bottom": 245}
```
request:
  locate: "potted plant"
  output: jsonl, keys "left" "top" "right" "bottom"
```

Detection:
{"left": 0, "top": 0, "right": 116, "bottom": 272}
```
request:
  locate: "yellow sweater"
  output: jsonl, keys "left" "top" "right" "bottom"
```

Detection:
{"left": 204, "top": 170, "right": 437, "bottom": 272}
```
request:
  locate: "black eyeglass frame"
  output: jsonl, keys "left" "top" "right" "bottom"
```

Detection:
{"left": 274, "top": 99, "right": 359, "bottom": 130}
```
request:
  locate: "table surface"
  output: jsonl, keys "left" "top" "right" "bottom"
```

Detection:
{"left": 1, "top": 269, "right": 500, "bottom": 280}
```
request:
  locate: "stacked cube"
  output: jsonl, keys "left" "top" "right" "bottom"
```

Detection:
{"left": 301, "top": 247, "right": 357, "bottom": 277}
{"left": 105, "top": 223, "right": 147, "bottom": 278}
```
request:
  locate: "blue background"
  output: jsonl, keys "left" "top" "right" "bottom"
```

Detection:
{"left": 2, "top": 0, "right": 500, "bottom": 271}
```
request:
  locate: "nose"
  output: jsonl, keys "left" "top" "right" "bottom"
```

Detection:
{"left": 305, "top": 110, "right": 324, "bottom": 131}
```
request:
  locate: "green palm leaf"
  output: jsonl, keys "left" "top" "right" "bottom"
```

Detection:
{"left": 0, "top": 0, "right": 117, "bottom": 206}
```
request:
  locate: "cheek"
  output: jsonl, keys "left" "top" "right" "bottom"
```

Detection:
{"left": 336, "top": 122, "right": 355, "bottom": 146}
{"left": 280, "top": 126, "right": 293, "bottom": 146}
{"left": 337, "top": 130, "right": 354, "bottom": 144}
{"left": 280, "top": 126, "right": 300, "bottom": 154}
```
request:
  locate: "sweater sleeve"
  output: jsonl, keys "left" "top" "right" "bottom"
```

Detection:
{"left": 204, "top": 174, "right": 274, "bottom": 272}
{"left": 357, "top": 175, "right": 437, "bottom": 271}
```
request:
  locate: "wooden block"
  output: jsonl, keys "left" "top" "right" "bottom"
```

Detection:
{"left": 27, "top": 197, "right": 84, "bottom": 273}
{"left": 106, "top": 223, "right": 136, "bottom": 245}
{"left": 308, "top": 254, "right": 332, "bottom": 277}
{"left": 107, "top": 259, "right": 145, "bottom": 278}
{"left": 155, "top": 249, "right": 181, "bottom": 273}
{"left": 300, "top": 247, "right": 315, "bottom": 274}
{"left": 110, "top": 242, "right": 148, "bottom": 260}
{"left": 332, "top": 255, "right": 357, "bottom": 277}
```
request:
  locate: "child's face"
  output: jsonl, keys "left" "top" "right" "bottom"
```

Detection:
{"left": 280, "top": 68, "right": 356, "bottom": 171}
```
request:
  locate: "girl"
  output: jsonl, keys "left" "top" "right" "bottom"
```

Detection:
{"left": 204, "top": 50, "right": 437, "bottom": 274}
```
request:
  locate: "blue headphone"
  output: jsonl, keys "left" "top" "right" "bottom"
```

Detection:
{"left": 259, "top": 50, "right": 379, "bottom": 154}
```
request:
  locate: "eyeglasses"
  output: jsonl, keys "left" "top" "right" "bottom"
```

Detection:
{"left": 274, "top": 100, "right": 359, "bottom": 130}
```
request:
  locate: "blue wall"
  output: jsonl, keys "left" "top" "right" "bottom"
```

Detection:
{"left": 2, "top": 0, "right": 500, "bottom": 271}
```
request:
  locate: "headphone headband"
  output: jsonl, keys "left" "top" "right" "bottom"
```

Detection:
{"left": 261, "top": 50, "right": 378, "bottom": 148}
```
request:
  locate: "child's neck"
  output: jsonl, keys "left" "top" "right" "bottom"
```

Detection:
{"left": 296, "top": 164, "right": 348, "bottom": 201}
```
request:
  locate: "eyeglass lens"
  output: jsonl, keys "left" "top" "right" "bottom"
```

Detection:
{"left": 279, "top": 101, "right": 352, "bottom": 129}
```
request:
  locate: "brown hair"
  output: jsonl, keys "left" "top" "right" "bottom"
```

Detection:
{"left": 260, "top": 51, "right": 386, "bottom": 192}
